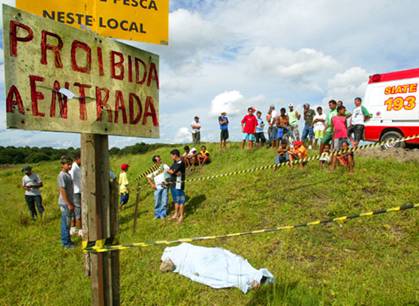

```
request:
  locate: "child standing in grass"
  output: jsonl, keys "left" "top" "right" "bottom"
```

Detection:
{"left": 168, "top": 149, "right": 186, "bottom": 223}
{"left": 22, "top": 165, "right": 44, "bottom": 221}
{"left": 119, "top": 163, "right": 130, "bottom": 209}
{"left": 57, "top": 156, "right": 75, "bottom": 249}
{"left": 331, "top": 105, "right": 349, "bottom": 150}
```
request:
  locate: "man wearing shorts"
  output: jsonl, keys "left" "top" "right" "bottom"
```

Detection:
{"left": 301, "top": 103, "right": 316, "bottom": 149}
{"left": 348, "top": 97, "right": 371, "bottom": 147}
{"left": 168, "top": 149, "right": 186, "bottom": 223}
{"left": 241, "top": 107, "right": 258, "bottom": 150}
{"left": 218, "top": 112, "right": 229, "bottom": 149}
{"left": 320, "top": 100, "right": 338, "bottom": 153}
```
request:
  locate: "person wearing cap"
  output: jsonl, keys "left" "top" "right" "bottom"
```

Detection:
{"left": 21, "top": 165, "right": 44, "bottom": 221}
{"left": 288, "top": 141, "right": 308, "bottom": 168}
{"left": 69, "top": 153, "right": 81, "bottom": 232}
{"left": 57, "top": 155, "right": 75, "bottom": 248}
{"left": 301, "top": 103, "right": 316, "bottom": 149}
{"left": 147, "top": 155, "right": 171, "bottom": 219}
{"left": 288, "top": 104, "right": 301, "bottom": 142}
{"left": 191, "top": 116, "right": 201, "bottom": 145}
{"left": 119, "top": 163, "right": 130, "bottom": 209}
{"left": 218, "top": 112, "right": 229, "bottom": 149}
{"left": 241, "top": 107, "right": 258, "bottom": 150}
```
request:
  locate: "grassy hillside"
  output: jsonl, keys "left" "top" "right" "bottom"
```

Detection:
{"left": 0, "top": 143, "right": 418, "bottom": 305}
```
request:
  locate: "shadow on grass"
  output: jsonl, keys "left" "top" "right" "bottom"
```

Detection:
{"left": 119, "top": 209, "right": 149, "bottom": 226}
{"left": 247, "top": 281, "right": 322, "bottom": 306}
{"left": 185, "top": 194, "right": 207, "bottom": 215}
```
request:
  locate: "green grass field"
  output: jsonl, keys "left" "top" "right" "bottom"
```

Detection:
{"left": 0, "top": 143, "right": 418, "bottom": 305}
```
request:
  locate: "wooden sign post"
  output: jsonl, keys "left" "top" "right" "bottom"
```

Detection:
{"left": 3, "top": 5, "right": 160, "bottom": 305}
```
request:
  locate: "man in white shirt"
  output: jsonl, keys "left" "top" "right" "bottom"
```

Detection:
{"left": 348, "top": 97, "right": 371, "bottom": 147}
{"left": 147, "top": 155, "right": 171, "bottom": 219}
{"left": 313, "top": 106, "right": 326, "bottom": 148}
{"left": 69, "top": 153, "right": 81, "bottom": 230}
{"left": 191, "top": 116, "right": 201, "bottom": 145}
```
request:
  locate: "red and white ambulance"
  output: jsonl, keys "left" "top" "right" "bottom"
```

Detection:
{"left": 364, "top": 68, "right": 419, "bottom": 147}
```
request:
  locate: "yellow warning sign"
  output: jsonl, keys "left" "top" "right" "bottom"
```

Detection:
{"left": 16, "top": 0, "right": 169, "bottom": 45}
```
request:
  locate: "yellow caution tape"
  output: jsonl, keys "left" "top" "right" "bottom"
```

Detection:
{"left": 83, "top": 203, "right": 418, "bottom": 253}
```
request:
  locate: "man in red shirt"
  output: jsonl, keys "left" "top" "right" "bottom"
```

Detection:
{"left": 241, "top": 107, "right": 258, "bottom": 150}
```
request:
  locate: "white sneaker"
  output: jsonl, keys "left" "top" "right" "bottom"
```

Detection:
{"left": 70, "top": 227, "right": 78, "bottom": 236}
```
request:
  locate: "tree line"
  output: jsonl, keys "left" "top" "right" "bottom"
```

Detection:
{"left": 0, "top": 142, "right": 167, "bottom": 164}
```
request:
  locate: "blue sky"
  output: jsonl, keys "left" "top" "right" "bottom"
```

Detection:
{"left": 1, "top": 0, "right": 419, "bottom": 147}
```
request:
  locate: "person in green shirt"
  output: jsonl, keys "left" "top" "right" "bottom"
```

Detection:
{"left": 288, "top": 104, "right": 301, "bottom": 141}
{"left": 320, "top": 99, "right": 338, "bottom": 154}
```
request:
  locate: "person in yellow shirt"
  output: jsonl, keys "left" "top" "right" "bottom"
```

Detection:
{"left": 197, "top": 145, "right": 211, "bottom": 166}
{"left": 119, "top": 163, "right": 129, "bottom": 209}
{"left": 288, "top": 141, "right": 308, "bottom": 168}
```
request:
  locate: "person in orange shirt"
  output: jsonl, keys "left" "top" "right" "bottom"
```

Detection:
{"left": 288, "top": 141, "right": 308, "bottom": 168}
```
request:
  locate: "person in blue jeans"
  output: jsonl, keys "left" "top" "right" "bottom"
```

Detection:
{"left": 21, "top": 165, "right": 45, "bottom": 220}
{"left": 301, "top": 103, "right": 316, "bottom": 149}
{"left": 57, "top": 156, "right": 75, "bottom": 249}
{"left": 146, "top": 155, "right": 171, "bottom": 219}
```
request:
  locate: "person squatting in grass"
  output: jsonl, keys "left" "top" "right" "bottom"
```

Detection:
{"left": 275, "top": 141, "right": 289, "bottom": 165}
{"left": 218, "top": 112, "right": 229, "bottom": 150}
{"left": 69, "top": 153, "right": 81, "bottom": 234}
{"left": 348, "top": 97, "right": 371, "bottom": 147}
{"left": 198, "top": 145, "right": 211, "bottom": 166}
{"left": 255, "top": 110, "right": 266, "bottom": 147}
{"left": 168, "top": 149, "right": 186, "bottom": 223}
{"left": 319, "top": 143, "right": 332, "bottom": 168}
{"left": 241, "top": 107, "right": 258, "bottom": 150}
{"left": 288, "top": 141, "right": 308, "bottom": 168}
{"left": 182, "top": 145, "right": 198, "bottom": 168}
{"left": 57, "top": 155, "right": 75, "bottom": 249}
{"left": 21, "top": 165, "right": 44, "bottom": 221}
{"left": 332, "top": 140, "right": 354, "bottom": 172}
{"left": 119, "top": 163, "right": 130, "bottom": 209}
{"left": 146, "top": 155, "right": 171, "bottom": 219}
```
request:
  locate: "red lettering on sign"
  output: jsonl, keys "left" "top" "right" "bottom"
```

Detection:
{"left": 6, "top": 85, "right": 25, "bottom": 114}
{"left": 114, "top": 90, "right": 127, "bottom": 124}
{"left": 9, "top": 21, "right": 34, "bottom": 57}
{"left": 135, "top": 58, "right": 147, "bottom": 84}
{"left": 50, "top": 80, "right": 69, "bottom": 119}
{"left": 73, "top": 82, "right": 91, "bottom": 120}
{"left": 128, "top": 55, "right": 133, "bottom": 82}
{"left": 129, "top": 93, "right": 142, "bottom": 124}
{"left": 96, "top": 87, "right": 112, "bottom": 122}
{"left": 147, "top": 62, "right": 159, "bottom": 89}
{"left": 143, "top": 96, "right": 158, "bottom": 126}
{"left": 110, "top": 51, "right": 124, "bottom": 80}
{"left": 71, "top": 41, "right": 92, "bottom": 73}
{"left": 41, "top": 31, "right": 63, "bottom": 68}
{"left": 97, "top": 47, "right": 105, "bottom": 76}
{"left": 29, "top": 75, "right": 45, "bottom": 117}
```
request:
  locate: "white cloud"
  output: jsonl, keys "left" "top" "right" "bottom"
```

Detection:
{"left": 174, "top": 127, "right": 191, "bottom": 143}
{"left": 210, "top": 90, "right": 243, "bottom": 117}
{"left": 326, "top": 67, "right": 370, "bottom": 106}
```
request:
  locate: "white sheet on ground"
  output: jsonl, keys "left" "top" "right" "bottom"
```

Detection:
{"left": 161, "top": 243, "right": 274, "bottom": 293}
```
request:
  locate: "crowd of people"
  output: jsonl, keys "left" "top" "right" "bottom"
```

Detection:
{"left": 20, "top": 97, "right": 370, "bottom": 246}
{"left": 189, "top": 97, "right": 371, "bottom": 171}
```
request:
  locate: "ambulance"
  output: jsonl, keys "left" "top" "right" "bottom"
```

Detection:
{"left": 364, "top": 68, "right": 419, "bottom": 147}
